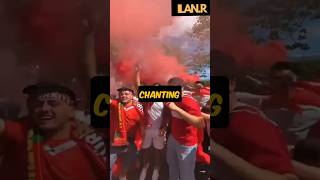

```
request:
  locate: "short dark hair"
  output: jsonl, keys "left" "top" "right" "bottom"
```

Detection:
{"left": 23, "top": 82, "right": 77, "bottom": 107}
{"left": 117, "top": 87, "right": 134, "bottom": 94}
{"left": 167, "top": 77, "right": 184, "bottom": 86}
{"left": 270, "top": 62, "right": 299, "bottom": 75}
{"left": 23, "top": 83, "right": 76, "bottom": 101}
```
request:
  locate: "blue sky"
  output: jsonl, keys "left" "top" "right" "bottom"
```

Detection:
{"left": 238, "top": 0, "right": 320, "bottom": 59}
{"left": 254, "top": 19, "right": 320, "bottom": 59}
{"left": 289, "top": 20, "right": 320, "bottom": 58}
{"left": 158, "top": 11, "right": 320, "bottom": 81}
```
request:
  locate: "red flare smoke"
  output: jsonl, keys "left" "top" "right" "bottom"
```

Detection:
{"left": 111, "top": 0, "right": 198, "bottom": 87}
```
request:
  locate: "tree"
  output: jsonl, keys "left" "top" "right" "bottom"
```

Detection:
{"left": 192, "top": 16, "right": 210, "bottom": 41}
{"left": 190, "top": 16, "right": 210, "bottom": 70}
{"left": 209, "top": 0, "right": 320, "bottom": 51}
{"left": 244, "top": 0, "right": 320, "bottom": 50}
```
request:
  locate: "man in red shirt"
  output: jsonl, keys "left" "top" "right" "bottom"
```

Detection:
{"left": 262, "top": 62, "right": 320, "bottom": 144}
{"left": 165, "top": 77, "right": 204, "bottom": 180}
{"left": 263, "top": 62, "right": 320, "bottom": 110}
{"left": 211, "top": 52, "right": 297, "bottom": 179}
{"left": 109, "top": 87, "right": 144, "bottom": 180}
{"left": 190, "top": 82, "right": 211, "bottom": 165}
{"left": 0, "top": 83, "right": 106, "bottom": 180}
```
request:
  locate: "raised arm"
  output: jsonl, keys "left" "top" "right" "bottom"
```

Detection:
{"left": 134, "top": 64, "right": 141, "bottom": 93}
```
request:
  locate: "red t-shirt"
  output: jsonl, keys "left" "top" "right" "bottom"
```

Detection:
{"left": 291, "top": 87, "right": 320, "bottom": 107}
{"left": 110, "top": 100, "right": 144, "bottom": 142}
{"left": 263, "top": 87, "right": 320, "bottom": 112}
{"left": 213, "top": 105, "right": 295, "bottom": 174}
{"left": 295, "top": 81, "right": 320, "bottom": 96}
{"left": 171, "top": 95, "right": 201, "bottom": 146}
{"left": 200, "top": 87, "right": 210, "bottom": 96}
{"left": 0, "top": 121, "right": 106, "bottom": 180}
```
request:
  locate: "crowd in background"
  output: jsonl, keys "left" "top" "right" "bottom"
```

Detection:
{"left": 211, "top": 50, "right": 320, "bottom": 180}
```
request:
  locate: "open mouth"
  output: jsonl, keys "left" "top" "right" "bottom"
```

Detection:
{"left": 40, "top": 115, "right": 54, "bottom": 120}
{"left": 38, "top": 113, "right": 55, "bottom": 120}
{"left": 121, "top": 98, "right": 128, "bottom": 101}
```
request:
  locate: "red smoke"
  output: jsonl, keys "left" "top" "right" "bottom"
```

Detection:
{"left": 213, "top": 1, "right": 287, "bottom": 68}
{"left": 110, "top": 0, "right": 199, "bottom": 88}
{"left": 115, "top": 47, "right": 199, "bottom": 84}
{"left": 110, "top": 0, "right": 172, "bottom": 42}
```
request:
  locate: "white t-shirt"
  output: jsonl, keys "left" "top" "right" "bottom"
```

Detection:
{"left": 146, "top": 102, "right": 164, "bottom": 130}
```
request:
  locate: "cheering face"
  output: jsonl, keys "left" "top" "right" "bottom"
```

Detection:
{"left": 270, "top": 70, "right": 294, "bottom": 93}
{"left": 119, "top": 90, "right": 133, "bottom": 104}
{"left": 30, "top": 93, "right": 74, "bottom": 130}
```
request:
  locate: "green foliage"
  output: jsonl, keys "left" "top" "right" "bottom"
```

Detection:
{"left": 190, "top": 16, "right": 210, "bottom": 68}
{"left": 291, "top": 60, "right": 320, "bottom": 80}
{"left": 192, "top": 16, "right": 210, "bottom": 40}
{"left": 201, "top": 80, "right": 210, "bottom": 86}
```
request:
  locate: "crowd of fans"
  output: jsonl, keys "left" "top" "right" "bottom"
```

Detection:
{"left": 211, "top": 51, "right": 320, "bottom": 180}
